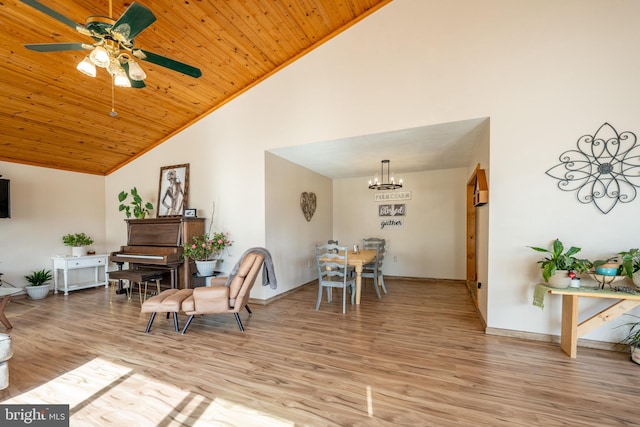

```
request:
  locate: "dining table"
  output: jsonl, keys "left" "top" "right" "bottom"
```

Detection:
{"left": 346, "top": 249, "right": 377, "bottom": 305}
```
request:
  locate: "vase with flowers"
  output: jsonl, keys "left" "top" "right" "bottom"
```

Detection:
{"left": 183, "top": 231, "right": 233, "bottom": 276}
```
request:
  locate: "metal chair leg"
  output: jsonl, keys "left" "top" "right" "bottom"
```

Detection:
{"left": 181, "top": 315, "right": 195, "bottom": 335}
{"left": 145, "top": 312, "right": 156, "bottom": 333}
{"left": 245, "top": 304, "right": 252, "bottom": 315}
{"left": 172, "top": 312, "right": 180, "bottom": 332}
{"left": 234, "top": 312, "right": 245, "bottom": 331}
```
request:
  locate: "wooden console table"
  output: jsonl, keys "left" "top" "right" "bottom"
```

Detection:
{"left": 533, "top": 284, "right": 640, "bottom": 358}
{"left": 51, "top": 254, "right": 109, "bottom": 296}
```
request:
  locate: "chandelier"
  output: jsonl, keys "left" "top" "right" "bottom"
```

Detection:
{"left": 368, "top": 160, "right": 403, "bottom": 190}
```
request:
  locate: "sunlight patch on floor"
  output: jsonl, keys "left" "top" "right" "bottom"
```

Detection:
{"left": 5, "top": 357, "right": 294, "bottom": 426}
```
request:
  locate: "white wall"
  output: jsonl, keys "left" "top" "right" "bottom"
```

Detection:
{"left": 0, "top": 161, "right": 105, "bottom": 289}
{"left": 264, "top": 152, "right": 333, "bottom": 298}
{"left": 333, "top": 168, "right": 468, "bottom": 279}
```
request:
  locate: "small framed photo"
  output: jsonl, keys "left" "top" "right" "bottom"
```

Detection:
{"left": 157, "top": 164, "right": 189, "bottom": 217}
{"left": 184, "top": 208, "right": 197, "bottom": 218}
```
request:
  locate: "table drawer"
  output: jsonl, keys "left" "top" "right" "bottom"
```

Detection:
{"left": 66, "top": 257, "right": 106, "bottom": 269}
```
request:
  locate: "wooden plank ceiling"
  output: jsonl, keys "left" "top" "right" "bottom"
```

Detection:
{"left": 0, "top": 0, "right": 390, "bottom": 175}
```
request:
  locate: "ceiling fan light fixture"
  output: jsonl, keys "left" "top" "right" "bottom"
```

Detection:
{"left": 89, "top": 45, "right": 110, "bottom": 68}
{"left": 127, "top": 59, "right": 146, "bottom": 81}
{"left": 76, "top": 57, "right": 96, "bottom": 77}
{"left": 113, "top": 69, "right": 131, "bottom": 88}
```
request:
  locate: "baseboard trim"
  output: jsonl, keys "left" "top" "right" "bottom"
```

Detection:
{"left": 249, "top": 276, "right": 466, "bottom": 306}
{"left": 485, "top": 327, "right": 624, "bottom": 353}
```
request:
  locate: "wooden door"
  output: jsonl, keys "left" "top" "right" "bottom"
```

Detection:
{"left": 466, "top": 164, "right": 487, "bottom": 308}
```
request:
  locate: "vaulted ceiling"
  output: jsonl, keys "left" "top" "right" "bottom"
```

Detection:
{"left": 0, "top": 0, "right": 390, "bottom": 175}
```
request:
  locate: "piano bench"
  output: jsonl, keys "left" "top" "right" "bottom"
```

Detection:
{"left": 107, "top": 269, "right": 165, "bottom": 305}
{"left": 141, "top": 289, "right": 193, "bottom": 333}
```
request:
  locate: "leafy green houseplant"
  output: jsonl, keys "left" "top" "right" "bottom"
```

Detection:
{"left": 62, "top": 232, "right": 94, "bottom": 247}
{"left": 618, "top": 314, "right": 640, "bottom": 365}
{"left": 24, "top": 269, "right": 53, "bottom": 286}
{"left": 618, "top": 248, "right": 640, "bottom": 279}
{"left": 118, "top": 187, "right": 154, "bottom": 219}
{"left": 529, "top": 238, "right": 593, "bottom": 283}
{"left": 24, "top": 269, "right": 53, "bottom": 299}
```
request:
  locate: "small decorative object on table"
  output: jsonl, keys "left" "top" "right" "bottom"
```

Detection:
{"left": 528, "top": 238, "right": 592, "bottom": 288}
{"left": 62, "top": 232, "right": 94, "bottom": 257}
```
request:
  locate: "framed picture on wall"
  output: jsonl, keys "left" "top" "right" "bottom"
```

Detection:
{"left": 157, "top": 164, "right": 189, "bottom": 217}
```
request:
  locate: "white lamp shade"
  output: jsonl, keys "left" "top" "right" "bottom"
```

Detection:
{"left": 113, "top": 68, "right": 131, "bottom": 87}
{"left": 127, "top": 60, "right": 146, "bottom": 81}
{"left": 76, "top": 57, "right": 96, "bottom": 77}
{"left": 89, "top": 46, "right": 110, "bottom": 68}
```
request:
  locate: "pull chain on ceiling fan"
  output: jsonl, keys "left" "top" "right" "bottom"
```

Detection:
{"left": 19, "top": 0, "right": 202, "bottom": 113}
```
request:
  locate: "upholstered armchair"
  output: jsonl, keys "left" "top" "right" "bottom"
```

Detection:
{"left": 180, "top": 251, "right": 265, "bottom": 334}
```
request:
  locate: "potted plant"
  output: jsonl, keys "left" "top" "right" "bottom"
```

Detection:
{"left": 24, "top": 269, "right": 53, "bottom": 300}
{"left": 529, "top": 238, "right": 593, "bottom": 288}
{"left": 62, "top": 232, "right": 94, "bottom": 257}
{"left": 183, "top": 231, "right": 233, "bottom": 276}
{"left": 618, "top": 314, "right": 640, "bottom": 365}
{"left": 618, "top": 248, "right": 640, "bottom": 287}
{"left": 118, "top": 187, "right": 154, "bottom": 219}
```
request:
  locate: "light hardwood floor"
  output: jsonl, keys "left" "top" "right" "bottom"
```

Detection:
{"left": 1, "top": 279, "right": 638, "bottom": 426}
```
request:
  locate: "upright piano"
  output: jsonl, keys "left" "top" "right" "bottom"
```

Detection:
{"left": 110, "top": 217, "right": 205, "bottom": 289}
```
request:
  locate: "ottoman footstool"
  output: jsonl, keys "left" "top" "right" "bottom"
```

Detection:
{"left": 0, "top": 333, "right": 12, "bottom": 390}
{"left": 141, "top": 289, "right": 193, "bottom": 333}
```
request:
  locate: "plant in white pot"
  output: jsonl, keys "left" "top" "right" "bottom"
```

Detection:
{"left": 62, "top": 232, "right": 94, "bottom": 257}
{"left": 529, "top": 238, "right": 593, "bottom": 288}
{"left": 24, "top": 269, "right": 53, "bottom": 300}
{"left": 183, "top": 231, "right": 233, "bottom": 276}
{"left": 618, "top": 248, "right": 640, "bottom": 287}
{"left": 618, "top": 314, "right": 640, "bottom": 365}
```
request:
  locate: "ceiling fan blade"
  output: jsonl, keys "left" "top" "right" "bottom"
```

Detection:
{"left": 111, "top": 2, "right": 156, "bottom": 42}
{"left": 24, "top": 42, "right": 89, "bottom": 52}
{"left": 121, "top": 62, "right": 146, "bottom": 89}
{"left": 19, "top": 0, "right": 81, "bottom": 31}
{"left": 134, "top": 49, "right": 202, "bottom": 78}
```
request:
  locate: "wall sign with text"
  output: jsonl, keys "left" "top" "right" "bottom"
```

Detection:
{"left": 380, "top": 219, "right": 404, "bottom": 230}
{"left": 374, "top": 191, "right": 412, "bottom": 202}
{"left": 379, "top": 204, "right": 406, "bottom": 217}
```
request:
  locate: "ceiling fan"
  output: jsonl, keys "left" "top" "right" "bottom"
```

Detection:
{"left": 19, "top": 0, "right": 202, "bottom": 90}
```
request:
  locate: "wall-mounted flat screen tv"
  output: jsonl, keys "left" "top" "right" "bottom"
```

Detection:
{"left": 0, "top": 179, "right": 10, "bottom": 218}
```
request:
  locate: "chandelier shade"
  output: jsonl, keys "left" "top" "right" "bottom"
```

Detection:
{"left": 76, "top": 57, "right": 97, "bottom": 77}
{"left": 368, "top": 160, "right": 403, "bottom": 190}
{"left": 89, "top": 45, "right": 110, "bottom": 68}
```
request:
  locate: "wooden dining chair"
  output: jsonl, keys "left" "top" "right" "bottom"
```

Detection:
{"left": 362, "top": 238, "right": 387, "bottom": 295}
{"left": 315, "top": 244, "right": 355, "bottom": 313}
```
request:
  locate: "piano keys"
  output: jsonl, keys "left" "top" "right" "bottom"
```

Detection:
{"left": 110, "top": 217, "right": 205, "bottom": 289}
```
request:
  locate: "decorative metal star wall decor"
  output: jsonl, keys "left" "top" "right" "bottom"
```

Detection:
{"left": 546, "top": 122, "right": 640, "bottom": 214}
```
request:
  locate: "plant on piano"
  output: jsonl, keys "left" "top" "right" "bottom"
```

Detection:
{"left": 118, "top": 187, "right": 154, "bottom": 219}
{"left": 183, "top": 231, "right": 233, "bottom": 261}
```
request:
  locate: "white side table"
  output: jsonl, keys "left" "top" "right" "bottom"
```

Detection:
{"left": 51, "top": 254, "right": 109, "bottom": 296}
